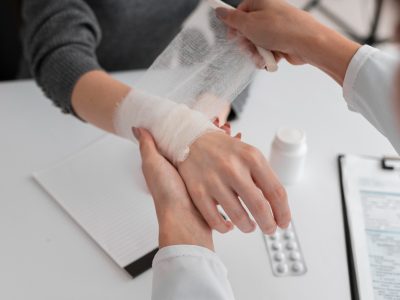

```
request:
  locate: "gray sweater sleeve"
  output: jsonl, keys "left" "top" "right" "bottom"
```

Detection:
{"left": 21, "top": 0, "right": 102, "bottom": 114}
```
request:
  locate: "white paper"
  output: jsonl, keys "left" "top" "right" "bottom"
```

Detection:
{"left": 33, "top": 135, "right": 158, "bottom": 268}
{"left": 342, "top": 155, "right": 400, "bottom": 299}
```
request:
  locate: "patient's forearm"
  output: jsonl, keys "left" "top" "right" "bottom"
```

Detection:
{"left": 71, "top": 70, "right": 131, "bottom": 133}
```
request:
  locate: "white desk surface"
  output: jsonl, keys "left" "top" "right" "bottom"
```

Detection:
{"left": 0, "top": 62, "right": 395, "bottom": 300}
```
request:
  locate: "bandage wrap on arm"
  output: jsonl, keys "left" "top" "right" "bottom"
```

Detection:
{"left": 115, "top": 2, "right": 265, "bottom": 164}
{"left": 114, "top": 89, "right": 221, "bottom": 164}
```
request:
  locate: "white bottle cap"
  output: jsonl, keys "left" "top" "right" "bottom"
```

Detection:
{"left": 273, "top": 128, "right": 306, "bottom": 152}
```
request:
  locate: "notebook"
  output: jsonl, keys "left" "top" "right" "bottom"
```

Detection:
{"left": 33, "top": 135, "right": 159, "bottom": 278}
{"left": 338, "top": 154, "right": 400, "bottom": 300}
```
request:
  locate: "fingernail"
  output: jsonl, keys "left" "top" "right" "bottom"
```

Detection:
{"left": 132, "top": 127, "right": 141, "bottom": 139}
{"left": 216, "top": 7, "right": 228, "bottom": 20}
{"left": 257, "top": 58, "right": 267, "bottom": 69}
{"left": 227, "top": 222, "right": 234, "bottom": 231}
{"left": 213, "top": 117, "right": 220, "bottom": 127}
{"left": 266, "top": 226, "right": 277, "bottom": 236}
{"left": 250, "top": 220, "right": 257, "bottom": 232}
{"left": 225, "top": 123, "right": 231, "bottom": 129}
{"left": 234, "top": 132, "right": 242, "bottom": 140}
{"left": 280, "top": 222, "right": 290, "bottom": 230}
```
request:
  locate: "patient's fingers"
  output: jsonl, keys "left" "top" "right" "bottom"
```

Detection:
{"left": 219, "top": 143, "right": 280, "bottom": 234}
{"left": 212, "top": 118, "right": 232, "bottom": 135}
{"left": 251, "top": 158, "right": 291, "bottom": 228}
{"left": 212, "top": 183, "right": 256, "bottom": 233}
{"left": 221, "top": 123, "right": 231, "bottom": 135}
{"left": 233, "top": 174, "right": 277, "bottom": 234}
{"left": 213, "top": 117, "right": 220, "bottom": 127}
{"left": 191, "top": 193, "right": 233, "bottom": 233}
{"left": 178, "top": 131, "right": 290, "bottom": 237}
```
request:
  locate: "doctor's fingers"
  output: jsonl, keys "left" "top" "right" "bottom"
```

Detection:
{"left": 238, "top": 37, "right": 266, "bottom": 68}
{"left": 137, "top": 128, "right": 161, "bottom": 168}
{"left": 273, "top": 51, "right": 285, "bottom": 63}
{"left": 238, "top": 0, "right": 268, "bottom": 12}
{"left": 216, "top": 7, "right": 251, "bottom": 35}
{"left": 226, "top": 28, "right": 265, "bottom": 68}
{"left": 237, "top": 0, "right": 251, "bottom": 11}
{"left": 209, "top": 181, "right": 256, "bottom": 233}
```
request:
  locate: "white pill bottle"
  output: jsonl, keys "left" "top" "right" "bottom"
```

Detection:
{"left": 269, "top": 127, "right": 307, "bottom": 185}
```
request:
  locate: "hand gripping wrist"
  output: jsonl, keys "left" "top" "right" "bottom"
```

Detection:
{"left": 113, "top": 89, "right": 221, "bottom": 164}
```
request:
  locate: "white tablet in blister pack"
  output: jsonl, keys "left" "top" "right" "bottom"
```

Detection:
{"left": 263, "top": 223, "right": 307, "bottom": 277}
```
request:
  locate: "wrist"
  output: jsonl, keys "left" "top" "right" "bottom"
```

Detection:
{"left": 72, "top": 71, "right": 131, "bottom": 133}
{"left": 114, "top": 89, "right": 221, "bottom": 165}
{"left": 158, "top": 209, "right": 214, "bottom": 251}
{"left": 300, "top": 23, "right": 361, "bottom": 85}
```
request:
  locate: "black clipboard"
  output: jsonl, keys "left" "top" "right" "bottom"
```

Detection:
{"left": 338, "top": 155, "right": 360, "bottom": 300}
{"left": 338, "top": 154, "right": 400, "bottom": 299}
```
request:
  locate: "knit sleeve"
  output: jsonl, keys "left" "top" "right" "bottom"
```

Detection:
{"left": 21, "top": 0, "right": 102, "bottom": 115}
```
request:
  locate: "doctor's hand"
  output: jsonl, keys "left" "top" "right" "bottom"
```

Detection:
{"left": 216, "top": 0, "right": 361, "bottom": 85}
{"left": 137, "top": 128, "right": 214, "bottom": 250}
{"left": 178, "top": 128, "right": 290, "bottom": 235}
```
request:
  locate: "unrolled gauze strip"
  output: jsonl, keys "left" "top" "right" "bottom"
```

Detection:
{"left": 135, "top": 1, "right": 261, "bottom": 120}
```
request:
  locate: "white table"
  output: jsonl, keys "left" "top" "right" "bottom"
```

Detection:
{"left": 0, "top": 62, "right": 395, "bottom": 300}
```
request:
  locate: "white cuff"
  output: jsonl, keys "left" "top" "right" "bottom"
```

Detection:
{"left": 153, "top": 245, "right": 226, "bottom": 272}
{"left": 152, "top": 245, "right": 235, "bottom": 300}
{"left": 342, "top": 45, "right": 400, "bottom": 154}
{"left": 343, "top": 45, "right": 378, "bottom": 111}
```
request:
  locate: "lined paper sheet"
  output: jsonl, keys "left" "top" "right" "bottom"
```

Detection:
{"left": 33, "top": 135, "right": 158, "bottom": 271}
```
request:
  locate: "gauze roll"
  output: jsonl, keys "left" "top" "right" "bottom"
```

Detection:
{"left": 114, "top": 89, "right": 221, "bottom": 164}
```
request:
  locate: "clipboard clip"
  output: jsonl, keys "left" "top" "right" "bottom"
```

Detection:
{"left": 381, "top": 156, "right": 400, "bottom": 170}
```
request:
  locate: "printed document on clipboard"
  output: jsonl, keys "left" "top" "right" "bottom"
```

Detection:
{"left": 339, "top": 155, "right": 400, "bottom": 300}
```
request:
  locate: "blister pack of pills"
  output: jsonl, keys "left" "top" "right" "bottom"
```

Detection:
{"left": 263, "top": 223, "right": 307, "bottom": 277}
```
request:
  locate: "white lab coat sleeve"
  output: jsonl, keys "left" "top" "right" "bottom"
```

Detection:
{"left": 151, "top": 245, "right": 235, "bottom": 300}
{"left": 343, "top": 45, "right": 400, "bottom": 153}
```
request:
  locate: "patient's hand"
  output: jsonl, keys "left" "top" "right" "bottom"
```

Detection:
{"left": 136, "top": 128, "right": 214, "bottom": 250}
{"left": 178, "top": 128, "right": 291, "bottom": 235}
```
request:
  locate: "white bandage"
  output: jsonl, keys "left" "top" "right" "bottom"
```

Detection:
{"left": 207, "top": 0, "right": 277, "bottom": 72}
{"left": 113, "top": 89, "right": 221, "bottom": 164}
{"left": 134, "top": 2, "right": 260, "bottom": 121}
